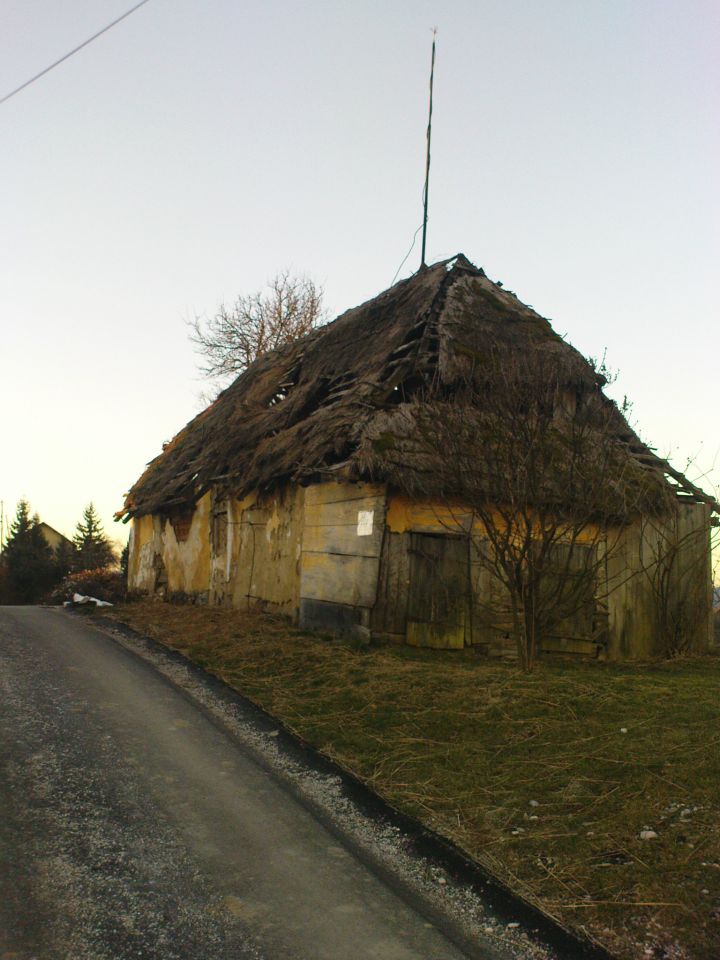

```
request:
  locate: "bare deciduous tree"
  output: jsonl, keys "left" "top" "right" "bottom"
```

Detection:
{"left": 404, "top": 349, "right": 673, "bottom": 671}
{"left": 190, "top": 271, "right": 327, "bottom": 386}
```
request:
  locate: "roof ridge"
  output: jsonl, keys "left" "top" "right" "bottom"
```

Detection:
{"left": 120, "top": 256, "right": 716, "bottom": 520}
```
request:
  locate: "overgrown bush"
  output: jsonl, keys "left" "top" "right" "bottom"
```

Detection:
{"left": 47, "top": 567, "right": 127, "bottom": 605}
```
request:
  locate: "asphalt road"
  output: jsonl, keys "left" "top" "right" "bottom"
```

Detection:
{"left": 0, "top": 605, "right": 476, "bottom": 960}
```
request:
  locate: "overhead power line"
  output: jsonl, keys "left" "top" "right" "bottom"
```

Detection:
{"left": 0, "top": 0, "right": 153, "bottom": 107}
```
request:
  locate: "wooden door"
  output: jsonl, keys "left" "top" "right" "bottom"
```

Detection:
{"left": 406, "top": 534, "right": 469, "bottom": 649}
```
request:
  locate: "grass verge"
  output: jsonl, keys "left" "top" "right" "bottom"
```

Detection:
{"left": 106, "top": 601, "right": 720, "bottom": 960}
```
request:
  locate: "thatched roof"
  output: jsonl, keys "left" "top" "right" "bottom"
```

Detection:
{"left": 119, "top": 255, "right": 714, "bottom": 520}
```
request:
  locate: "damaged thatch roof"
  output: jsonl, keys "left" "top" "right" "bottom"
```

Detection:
{"left": 119, "top": 255, "right": 715, "bottom": 520}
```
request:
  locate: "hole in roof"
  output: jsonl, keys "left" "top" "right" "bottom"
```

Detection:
{"left": 385, "top": 376, "right": 425, "bottom": 405}
{"left": 268, "top": 387, "right": 289, "bottom": 406}
{"left": 293, "top": 376, "right": 334, "bottom": 419}
{"left": 266, "top": 362, "right": 302, "bottom": 407}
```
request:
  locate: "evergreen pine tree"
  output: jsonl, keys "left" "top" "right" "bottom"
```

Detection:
{"left": 54, "top": 538, "right": 77, "bottom": 580}
{"left": 73, "top": 503, "right": 116, "bottom": 571}
{"left": 1, "top": 500, "right": 56, "bottom": 603}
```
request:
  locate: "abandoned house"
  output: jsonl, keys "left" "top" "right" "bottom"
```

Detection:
{"left": 120, "top": 255, "right": 717, "bottom": 659}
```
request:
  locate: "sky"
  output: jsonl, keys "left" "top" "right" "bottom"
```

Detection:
{"left": 1, "top": 0, "right": 718, "bottom": 554}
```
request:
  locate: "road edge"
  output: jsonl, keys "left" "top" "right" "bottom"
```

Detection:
{"left": 86, "top": 610, "right": 616, "bottom": 960}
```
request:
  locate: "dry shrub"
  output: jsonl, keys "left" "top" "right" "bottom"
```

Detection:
{"left": 47, "top": 567, "right": 127, "bottom": 605}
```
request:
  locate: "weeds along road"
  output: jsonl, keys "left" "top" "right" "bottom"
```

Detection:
{"left": 0, "top": 605, "right": 491, "bottom": 960}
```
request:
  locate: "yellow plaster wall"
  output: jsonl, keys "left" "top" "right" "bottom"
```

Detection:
{"left": 386, "top": 495, "right": 602, "bottom": 543}
{"left": 386, "top": 496, "right": 471, "bottom": 536}
{"left": 161, "top": 493, "right": 212, "bottom": 595}
{"left": 128, "top": 515, "right": 159, "bottom": 592}
{"left": 230, "top": 487, "right": 305, "bottom": 615}
{"left": 130, "top": 485, "right": 710, "bottom": 662}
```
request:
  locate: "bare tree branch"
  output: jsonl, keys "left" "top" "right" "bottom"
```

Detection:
{"left": 190, "top": 271, "right": 328, "bottom": 386}
{"left": 402, "top": 346, "right": 677, "bottom": 670}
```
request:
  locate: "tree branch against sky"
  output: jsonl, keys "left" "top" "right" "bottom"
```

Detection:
{"left": 189, "top": 272, "right": 327, "bottom": 388}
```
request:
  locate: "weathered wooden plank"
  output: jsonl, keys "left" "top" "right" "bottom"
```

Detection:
{"left": 406, "top": 534, "right": 469, "bottom": 648}
{"left": 302, "top": 486, "right": 385, "bottom": 560}
{"left": 407, "top": 617, "right": 465, "bottom": 650}
{"left": 299, "top": 598, "right": 369, "bottom": 636}
{"left": 302, "top": 516, "right": 383, "bottom": 558}
{"left": 470, "top": 558, "right": 514, "bottom": 644}
{"left": 304, "top": 481, "right": 385, "bottom": 507}
{"left": 372, "top": 531, "right": 411, "bottom": 635}
{"left": 541, "top": 637, "right": 601, "bottom": 656}
{"left": 470, "top": 538, "right": 604, "bottom": 653}
{"left": 300, "top": 551, "right": 379, "bottom": 607}
{"left": 303, "top": 496, "right": 384, "bottom": 527}
{"left": 303, "top": 500, "right": 385, "bottom": 561}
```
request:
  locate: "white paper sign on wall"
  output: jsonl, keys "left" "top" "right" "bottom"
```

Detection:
{"left": 357, "top": 510, "right": 374, "bottom": 536}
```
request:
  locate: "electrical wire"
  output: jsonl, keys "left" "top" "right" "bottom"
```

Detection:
{"left": 391, "top": 221, "right": 424, "bottom": 287}
{"left": 0, "top": 0, "right": 153, "bottom": 107}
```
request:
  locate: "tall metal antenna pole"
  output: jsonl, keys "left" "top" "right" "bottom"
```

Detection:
{"left": 420, "top": 29, "right": 437, "bottom": 269}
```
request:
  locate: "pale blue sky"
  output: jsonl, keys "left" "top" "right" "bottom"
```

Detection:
{"left": 1, "top": 0, "right": 718, "bottom": 554}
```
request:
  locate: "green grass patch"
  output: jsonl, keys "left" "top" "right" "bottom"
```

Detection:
{"left": 107, "top": 601, "right": 720, "bottom": 959}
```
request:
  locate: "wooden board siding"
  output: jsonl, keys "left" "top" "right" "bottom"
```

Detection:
{"left": 304, "top": 482, "right": 386, "bottom": 506}
{"left": 675, "top": 503, "right": 713, "bottom": 651}
{"left": 607, "top": 503, "right": 713, "bottom": 659}
{"left": 469, "top": 540, "right": 516, "bottom": 657}
{"left": 540, "top": 543, "right": 605, "bottom": 658}
{"left": 376, "top": 519, "right": 601, "bottom": 654}
{"left": 302, "top": 495, "right": 384, "bottom": 558}
{"left": 300, "top": 552, "right": 379, "bottom": 607}
{"left": 372, "top": 532, "right": 411, "bottom": 638}
{"left": 299, "top": 482, "right": 386, "bottom": 634}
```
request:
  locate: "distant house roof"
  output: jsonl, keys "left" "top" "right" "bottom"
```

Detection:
{"left": 37, "top": 522, "right": 73, "bottom": 551}
{"left": 120, "top": 255, "right": 716, "bottom": 521}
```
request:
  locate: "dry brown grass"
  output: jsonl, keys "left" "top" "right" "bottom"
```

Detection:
{"left": 107, "top": 601, "right": 720, "bottom": 960}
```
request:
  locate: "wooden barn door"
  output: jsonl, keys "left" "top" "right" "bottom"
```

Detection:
{"left": 406, "top": 534, "right": 469, "bottom": 649}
